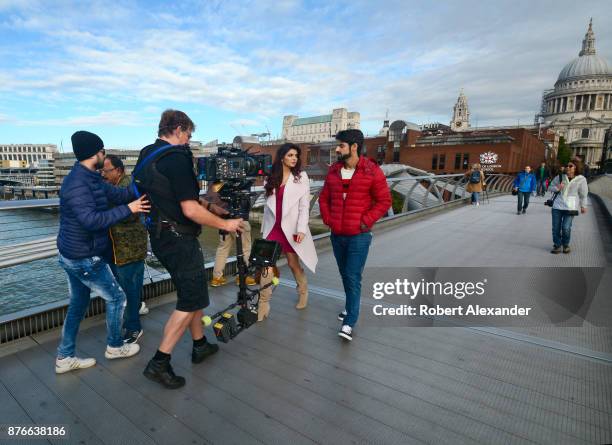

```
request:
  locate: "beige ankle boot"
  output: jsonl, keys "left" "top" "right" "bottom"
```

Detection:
{"left": 295, "top": 269, "right": 308, "bottom": 310}
{"left": 257, "top": 268, "right": 274, "bottom": 321}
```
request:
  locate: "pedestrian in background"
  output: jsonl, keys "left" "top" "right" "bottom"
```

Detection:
{"left": 465, "top": 163, "right": 485, "bottom": 206}
{"left": 513, "top": 165, "right": 536, "bottom": 215}
{"left": 548, "top": 160, "right": 588, "bottom": 254}
{"left": 534, "top": 161, "right": 550, "bottom": 196}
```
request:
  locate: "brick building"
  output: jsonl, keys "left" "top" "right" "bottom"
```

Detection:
{"left": 369, "top": 122, "right": 546, "bottom": 175}
{"left": 409, "top": 128, "right": 546, "bottom": 174}
{"left": 233, "top": 122, "right": 547, "bottom": 180}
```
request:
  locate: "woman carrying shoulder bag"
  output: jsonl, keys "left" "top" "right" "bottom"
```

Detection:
{"left": 547, "top": 160, "right": 588, "bottom": 254}
{"left": 259, "top": 143, "right": 318, "bottom": 321}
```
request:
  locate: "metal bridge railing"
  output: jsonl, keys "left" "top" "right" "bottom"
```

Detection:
{"left": 0, "top": 172, "right": 515, "bottom": 269}
{"left": 385, "top": 172, "right": 515, "bottom": 213}
{"left": 0, "top": 171, "right": 516, "bottom": 342}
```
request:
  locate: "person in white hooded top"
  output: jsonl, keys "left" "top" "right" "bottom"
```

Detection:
{"left": 547, "top": 160, "right": 588, "bottom": 254}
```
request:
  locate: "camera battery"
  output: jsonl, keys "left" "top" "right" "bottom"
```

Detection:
{"left": 237, "top": 307, "right": 258, "bottom": 328}
{"left": 213, "top": 313, "right": 240, "bottom": 342}
{"left": 222, "top": 312, "right": 238, "bottom": 334}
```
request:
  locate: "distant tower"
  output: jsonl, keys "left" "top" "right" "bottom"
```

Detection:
{"left": 580, "top": 18, "right": 596, "bottom": 56}
{"left": 379, "top": 109, "right": 390, "bottom": 137}
{"left": 451, "top": 89, "right": 470, "bottom": 132}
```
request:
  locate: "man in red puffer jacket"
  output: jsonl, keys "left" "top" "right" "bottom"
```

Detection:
{"left": 319, "top": 129, "right": 391, "bottom": 341}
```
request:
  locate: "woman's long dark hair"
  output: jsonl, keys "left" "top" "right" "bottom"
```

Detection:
{"left": 265, "top": 143, "right": 302, "bottom": 197}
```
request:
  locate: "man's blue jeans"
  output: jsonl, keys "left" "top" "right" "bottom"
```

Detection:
{"left": 552, "top": 209, "right": 574, "bottom": 247}
{"left": 330, "top": 232, "right": 373, "bottom": 328}
{"left": 57, "top": 254, "right": 126, "bottom": 358}
{"left": 471, "top": 192, "right": 480, "bottom": 204}
{"left": 110, "top": 261, "right": 144, "bottom": 333}
{"left": 517, "top": 191, "right": 531, "bottom": 211}
{"left": 536, "top": 179, "right": 547, "bottom": 196}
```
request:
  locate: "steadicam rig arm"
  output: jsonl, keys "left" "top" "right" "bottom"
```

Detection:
{"left": 202, "top": 276, "right": 278, "bottom": 342}
{"left": 201, "top": 238, "right": 282, "bottom": 343}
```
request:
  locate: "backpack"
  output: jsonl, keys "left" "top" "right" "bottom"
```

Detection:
{"left": 469, "top": 170, "right": 481, "bottom": 184}
{"left": 131, "top": 144, "right": 174, "bottom": 199}
{"left": 132, "top": 144, "right": 201, "bottom": 236}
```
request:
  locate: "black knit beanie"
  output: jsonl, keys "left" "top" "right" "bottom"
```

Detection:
{"left": 71, "top": 131, "right": 104, "bottom": 161}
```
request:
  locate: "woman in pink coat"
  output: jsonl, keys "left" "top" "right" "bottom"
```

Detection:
{"left": 259, "top": 143, "right": 318, "bottom": 321}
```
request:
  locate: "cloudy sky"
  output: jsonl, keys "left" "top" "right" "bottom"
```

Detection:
{"left": 0, "top": 0, "right": 611, "bottom": 149}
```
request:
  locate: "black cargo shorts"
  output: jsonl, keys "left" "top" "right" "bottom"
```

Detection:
{"left": 150, "top": 229, "right": 209, "bottom": 312}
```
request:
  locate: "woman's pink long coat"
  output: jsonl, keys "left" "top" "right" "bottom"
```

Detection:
{"left": 262, "top": 171, "right": 318, "bottom": 273}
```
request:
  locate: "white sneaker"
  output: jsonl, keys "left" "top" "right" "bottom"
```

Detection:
{"left": 476, "top": 202, "right": 480, "bottom": 206}
{"left": 55, "top": 356, "right": 96, "bottom": 374}
{"left": 105, "top": 343, "right": 140, "bottom": 359}
{"left": 337, "top": 310, "right": 347, "bottom": 321}
{"left": 139, "top": 302, "right": 149, "bottom": 315}
{"left": 338, "top": 325, "right": 353, "bottom": 341}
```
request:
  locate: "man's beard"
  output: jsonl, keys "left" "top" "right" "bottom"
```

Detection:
{"left": 337, "top": 153, "right": 350, "bottom": 162}
{"left": 95, "top": 157, "right": 105, "bottom": 170}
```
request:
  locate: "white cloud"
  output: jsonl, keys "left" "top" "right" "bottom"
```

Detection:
{"left": 0, "top": 0, "right": 611, "bottom": 134}
{"left": 0, "top": 0, "right": 36, "bottom": 10}
{"left": 229, "top": 118, "right": 261, "bottom": 127}
{"left": 14, "top": 111, "right": 146, "bottom": 127}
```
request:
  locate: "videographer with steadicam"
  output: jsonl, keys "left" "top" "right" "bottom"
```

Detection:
{"left": 134, "top": 109, "right": 244, "bottom": 390}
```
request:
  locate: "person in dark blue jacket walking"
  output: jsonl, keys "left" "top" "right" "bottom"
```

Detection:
{"left": 55, "top": 131, "right": 150, "bottom": 375}
{"left": 513, "top": 165, "right": 537, "bottom": 215}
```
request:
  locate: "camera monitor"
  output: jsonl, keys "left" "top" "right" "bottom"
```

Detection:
{"left": 249, "top": 239, "right": 282, "bottom": 268}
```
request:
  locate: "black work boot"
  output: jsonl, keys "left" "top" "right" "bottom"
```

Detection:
{"left": 143, "top": 358, "right": 185, "bottom": 389}
{"left": 192, "top": 339, "right": 219, "bottom": 364}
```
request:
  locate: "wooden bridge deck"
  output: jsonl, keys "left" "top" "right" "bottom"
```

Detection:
{"left": 1, "top": 195, "right": 611, "bottom": 444}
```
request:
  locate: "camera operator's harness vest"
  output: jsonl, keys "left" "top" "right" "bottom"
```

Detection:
{"left": 132, "top": 144, "right": 201, "bottom": 238}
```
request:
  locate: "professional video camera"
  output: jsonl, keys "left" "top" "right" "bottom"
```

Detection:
{"left": 198, "top": 143, "right": 271, "bottom": 234}
{"left": 197, "top": 143, "right": 271, "bottom": 230}
{"left": 197, "top": 144, "right": 272, "bottom": 182}
{"left": 197, "top": 143, "right": 279, "bottom": 342}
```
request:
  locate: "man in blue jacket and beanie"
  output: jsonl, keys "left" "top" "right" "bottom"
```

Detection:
{"left": 513, "top": 165, "right": 537, "bottom": 215}
{"left": 55, "top": 130, "right": 150, "bottom": 374}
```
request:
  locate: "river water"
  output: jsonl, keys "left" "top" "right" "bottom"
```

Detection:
{"left": 0, "top": 208, "right": 264, "bottom": 317}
